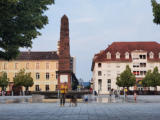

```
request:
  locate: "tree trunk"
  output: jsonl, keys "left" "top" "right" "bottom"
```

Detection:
{"left": 154, "top": 86, "right": 157, "bottom": 95}
{"left": 25, "top": 87, "right": 29, "bottom": 95}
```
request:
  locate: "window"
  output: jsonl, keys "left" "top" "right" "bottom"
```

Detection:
{"left": 107, "top": 74, "right": 111, "bottom": 76}
{"left": 3, "top": 63, "right": 7, "bottom": 70}
{"left": 98, "top": 71, "right": 102, "bottom": 76}
{"left": 116, "top": 65, "right": 120, "bottom": 68}
{"left": 149, "top": 52, "right": 154, "bottom": 59}
{"left": 36, "top": 73, "right": 40, "bottom": 80}
{"left": 98, "top": 79, "right": 102, "bottom": 91}
{"left": 159, "top": 53, "right": 160, "bottom": 59}
{"left": 133, "top": 71, "right": 140, "bottom": 76}
{"left": 125, "top": 52, "right": 129, "bottom": 59}
{"left": 56, "top": 63, "right": 58, "bottom": 69}
{"left": 140, "top": 71, "right": 147, "bottom": 76}
{"left": 133, "top": 71, "right": 136, "bottom": 75}
{"left": 56, "top": 71, "right": 58, "bottom": 79}
{"left": 139, "top": 55, "right": 146, "bottom": 59}
{"left": 46, "top": 73, "right": 50, "bottom": 80}
{"left": 108, "top": 79, "right": 111, "bottom": 91}
{"left": 35, "top": 85, "right": 40, "bottom": 91}
{"left": 106, "top": 52, "right": 111, "bottom": 59}
{"left": 117, "top": 74, "right": 120, "bottom": 77}
{"left": 36, "top": 63, "right": 39, "bottom": 69}
{"left": 45, "top": 85, "right": 50, "bottom": 91}
{"left": 26, "top": 63, "right": 29, "bottom": 69}
{"left": 46, "top": 63, "right": 49, "bottom": 69}
{"left": 15, "top": 73, "right": 17, "bottom": 77}
{"left": 15, "top": 63, "right": 18, "bottom": 69}
{"left": 133, "top": 63, "right": 139, "bottom": 67}
{"left": 140, "top": 63, "right": 146, "bottom": 67}
{"left": 108, "top": 79, "right": 111, "bottom": 83}
{"left": 116, "top": 52, "right": 120, "bottom": 59}
{"left": 98, "top": 63, "right": 102, "bottom": 68}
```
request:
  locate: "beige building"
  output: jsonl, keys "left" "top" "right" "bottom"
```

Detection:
{"left": 0, "top": 51, "right": 59, "bottom": 92}
{"left": 91, "top": 42, "right": 160, "bottom": 94}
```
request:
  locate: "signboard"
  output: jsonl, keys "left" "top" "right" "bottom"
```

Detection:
{"left": 60, "top": 75, "right": 68, "bottom": 83}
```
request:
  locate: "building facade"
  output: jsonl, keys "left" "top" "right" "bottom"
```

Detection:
{"left": 91, "top": 42, "right": 160, "bottom": 94}
{"left": 0, "top": 15, "right": 76, "bottom": 92}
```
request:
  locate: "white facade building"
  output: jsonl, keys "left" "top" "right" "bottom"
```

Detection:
{"left": 91, "top": 42, "right": 160, "bottom": 94}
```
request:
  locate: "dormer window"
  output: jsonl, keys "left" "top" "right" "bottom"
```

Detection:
{"left": 149, "top": 52, "right": 154, "bottom": 59}
{"left": 125, "top": 52, "right": 129, "bottom": 59}
{"left": 98, "top": 63, "right": 102, "bottom": 67}
{"left": 106, "top": 52, "right": 111, "bottom": 59}
{"left": 116, "top": 52, "right": 120, "bottom": 59}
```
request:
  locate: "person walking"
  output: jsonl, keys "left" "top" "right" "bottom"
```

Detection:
{"left": 134, "top": 91, "right": 137, "bottom": 102}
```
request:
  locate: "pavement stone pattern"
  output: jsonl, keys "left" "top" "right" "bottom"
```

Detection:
{"left": 1, "top": 95, "right": 160, "bottom": 120}
{"left": 0, "top": 102, "right": 160, "bottom": 120}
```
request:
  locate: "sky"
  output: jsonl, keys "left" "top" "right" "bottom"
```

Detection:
{"left": 22, "top": 0, "right": 160, "bottom": 82}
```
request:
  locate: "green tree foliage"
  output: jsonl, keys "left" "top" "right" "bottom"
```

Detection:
{"left": 23, "top": 73, "right": 34, "bottom": 91}
{"left": 13, "top": 69, "right": 34, "bottom": 91}
{"left": 0, "top": 72, "right": 9, "bottom": 91}
{"left": 116, "top": 65, "right": 136, "bottom": 88}
{"left": 72, "top": 74, "right": 79, "bottom": 90}
{"left": 142, "top": 67, "right": 160, "bottom": 91}
{"left": 151, "top": 0, "right": 160, "bottom": 24}
{"left": 142, "top": 70, "right": 152, "bottom": 87}
{"left": 0, "top": 0, "right": 54, "bottom": 60}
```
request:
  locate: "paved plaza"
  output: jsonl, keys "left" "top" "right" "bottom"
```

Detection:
{"left": 0, "top": 96, "right": 160, "bottom": 120}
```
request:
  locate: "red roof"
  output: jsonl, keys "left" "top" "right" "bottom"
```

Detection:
{"left": 16, "top": 51, "right": 58, "bottom": 60}
{"left": 91, "top": 41, "right": 160, "bottom": 70}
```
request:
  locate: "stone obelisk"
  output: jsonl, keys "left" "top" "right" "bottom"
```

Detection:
{"left": 58, "top": 15, "right": 72, "bottom": 90}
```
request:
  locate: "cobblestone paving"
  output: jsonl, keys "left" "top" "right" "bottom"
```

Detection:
{"left": 0, "top": 102, "right": 160, "bottom": 120}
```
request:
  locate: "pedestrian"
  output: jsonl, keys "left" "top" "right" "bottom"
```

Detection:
{"left": 114, "top": 90, "right": 118, "bottom": 98}
{"left": 134, "top": 91, "right": 137, "bottom": 102}
{"left": 109, "top": 89, "right": 113, "bottom": 97}
{"left": 84, "top": 95, "right": 88, "bottom": 103}
{"left": 60, "top": 83, "right": 68, "bottom": 106}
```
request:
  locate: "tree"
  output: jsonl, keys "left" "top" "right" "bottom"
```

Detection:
{"left": 0, "top": 72, "right": 9, "bottom": 91}
{"left": 142, "top": 67, "right": 160, "bottom": 91}
{"left": 151, "top": 67, "right": 160, "bottom": 91}
{"left": 13, "top": 69, "right": 25, "bottom": 87}
{"left": 13, "top": 69, "right": 34, "bottom": 91}
{"left": 71, "top": 73, "right": 79, "bottom": 90}
{"left": 23, "top": 73, "right": 34, "bottom": 91}
{"left": 116, "top": 65, "right": 136, "bottom": 89}
{"left": 0, "top": 0, "right": 54, "bottom": 60}
{"left": 151, "top": 0, "right": 160, "bottom": 24}
{"left": 142, "top": 70, "right": 152, "bottom": 88}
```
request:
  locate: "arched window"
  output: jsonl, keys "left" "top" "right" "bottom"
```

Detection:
{"left": 125, "top": 52, "right": 129, "bottom": 59}
{"left": 106, "top": 52, "right": 111, "bottom": 59}
{"left": 116, "top": 52, "right": 120, "bottom": 59}
{"left": 149, "top": 52, "right": 154, "bottom": 59}
{"left": 98, "top": 63, "right": 102, "bottom": 67}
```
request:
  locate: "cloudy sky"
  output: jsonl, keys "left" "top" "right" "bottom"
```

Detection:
{"left": 22, "top": 0, "right": 160, "bottom": 82}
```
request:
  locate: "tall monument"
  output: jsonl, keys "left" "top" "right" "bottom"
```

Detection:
{"left": 58, "top": 15, "right": 72, "bottom": 90}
